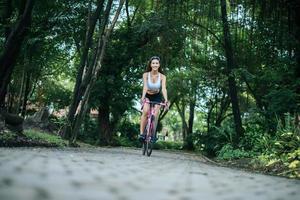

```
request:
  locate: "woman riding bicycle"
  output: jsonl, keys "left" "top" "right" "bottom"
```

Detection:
{"left": 139, "top": 56, "right": 169, "bottom": 141}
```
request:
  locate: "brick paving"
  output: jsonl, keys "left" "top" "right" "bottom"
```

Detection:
{"left": 0, "top": 147, "right": 299, "bottom": 200}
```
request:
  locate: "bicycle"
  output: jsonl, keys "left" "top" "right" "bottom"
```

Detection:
{"left": 141, "top": 99, "right": 167, "bottom": 156}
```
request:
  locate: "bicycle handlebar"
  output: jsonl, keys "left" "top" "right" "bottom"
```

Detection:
{"left": 141, "top": 99, "right": 168, "bottom": 110}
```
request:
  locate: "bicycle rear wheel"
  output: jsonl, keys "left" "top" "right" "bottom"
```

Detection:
{"left": 146, "top": 141, "right": 153, "bottom": 156}
{"left": 142, "top": 141, "right": 147, "bottom": 155}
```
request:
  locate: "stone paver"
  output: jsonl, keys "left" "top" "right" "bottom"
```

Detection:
{"left": 0, "top": 147, "right": 299, "bottom": 200}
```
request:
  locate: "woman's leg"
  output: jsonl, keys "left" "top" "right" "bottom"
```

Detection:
{"left": 140, "top": 100, "right": 150, "bottom": 136}
{"left": 152, "top": 105, "right": 161, "bottom": 139}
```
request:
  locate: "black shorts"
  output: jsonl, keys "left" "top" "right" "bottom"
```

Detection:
{"left": 145, "top": 92, "right": 162, "bottom": 103}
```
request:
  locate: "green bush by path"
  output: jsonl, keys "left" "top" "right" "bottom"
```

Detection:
{"left": 214, "top": 113, "right": 300, "bottom": 179}
{"left": 112, "top": 135, "right": 183, "bottom": 150}
{"left": 0, "top": 129, "right": 68, "bottom": 147}
{"left": 153, "top": 141, "right": 183, "bottom": 150}
{"left": 112, "top": 136, "right": 140, "bottom": 147}
{"left": 24, "top": 129, "right": 68, "bottom": 147}
{"left": 217, "top": 144, "right": 256, "bottom": 160}
{"left": 252, "top": 130, "right": 300, "bottom": 179}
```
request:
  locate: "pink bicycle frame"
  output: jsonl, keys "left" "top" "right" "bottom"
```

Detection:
{"left": 141, "top": 99, "right": 167, "bottom": 141}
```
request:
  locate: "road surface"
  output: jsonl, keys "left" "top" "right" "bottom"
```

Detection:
{"left": 0, "top": 147, "right": 299, "bottom": 200}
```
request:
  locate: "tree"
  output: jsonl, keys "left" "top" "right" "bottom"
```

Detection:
{"left": 63, "top": 0, "right": 106, "bottom": 140}
{"left": 0, "top": 0, "right": 35, "bottom": 107}
{"left": 220, "top": 0, "right": 244, "bottom": 145}
{"left": 69, "top": 0, "right": 126, "bottom": 145}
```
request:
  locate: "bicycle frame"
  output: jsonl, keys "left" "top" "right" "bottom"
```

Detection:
{"left": 141, "top": 100, "right": 166, "bottom": 156}
{"left": 143, "top": 100, "right": 166, "bottom": 140}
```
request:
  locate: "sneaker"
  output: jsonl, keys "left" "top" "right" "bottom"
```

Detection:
{"left": 150, "top": 136, "right": 158, "bottom": 143}
{"left": 138, "top": 134, "right": 146, "bottom": 142}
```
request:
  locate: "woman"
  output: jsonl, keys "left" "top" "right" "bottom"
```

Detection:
{"left": 139, "top": 56, "right": 168, "bottom": 141}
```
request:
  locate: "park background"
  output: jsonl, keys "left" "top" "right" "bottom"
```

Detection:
{"left": 0, "top": 0, "right": 299, "bottom": 179}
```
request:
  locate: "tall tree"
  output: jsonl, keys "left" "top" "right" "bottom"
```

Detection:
{"left": 63, "top": 0, "right": 105, "bottom": 140}
{"left": 220, "top": 0, "right": 244, "bottom": 145}
{"left": 0, "top": 0, "right": 35, "bottom": 108}
{"left": 69, "top": 0, "right": 125, "bottom": 145}
{"left": 288, "top": 0, "right": 300, "bottom": 130}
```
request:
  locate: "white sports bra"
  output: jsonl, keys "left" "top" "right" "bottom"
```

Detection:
{"left": 147, "top": 72, "right": 161, "bottom": 91}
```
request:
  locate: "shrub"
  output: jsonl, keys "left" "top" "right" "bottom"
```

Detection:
{"left": 217, "top": 144, "right": 254, "bottom": 160}
{"left": 24, "top": 129, "right": 67, "bottom": 147}
{"left": 153, "top": 141, "right": 183, "bottom": 150}
{"left": 112, "top": 136, "right": 139, "bottom": 147}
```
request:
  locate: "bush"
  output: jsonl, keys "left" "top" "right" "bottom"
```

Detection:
{"left": 153, "top": 141, "right": 183, "bottom": 150}
{"left": 194, "top": 123, "right": 235, "bottom": 157}
{"left": 217, "top": 144, "right": 254, "bottom": 160}
{"left": 112, "top": 136, "right": 139, "bottom": 147}
{"left": 77, "top": 116, "right": 99, "bottom": 145}
{"left": 253, "top": 113, "right": 300, "bottom": 178}
{"left": 24, "top": 129, "right": 67, "bottom": 147}
{"left": 116, "top": 121, "right": 139, "bottom": 141}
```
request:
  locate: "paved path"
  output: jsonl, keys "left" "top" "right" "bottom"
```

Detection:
{"left": 0, "top": 147, "right": 299, "bottom": 200}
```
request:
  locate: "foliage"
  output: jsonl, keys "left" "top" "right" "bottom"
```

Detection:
{"left": 256, "top": 114, "right": 300, "bottom": 178}
{"left": 0, "top": 129, "right": 68, "bottom": 147}
{"left": 24, "top": 129, "right": 67, "bottom": 147}
{"left": 153, "top": 140, "right": 183, "bottom": 150}
{"left": 240, "top": 113, "right": 300, "bottom": 178}
{"left": 240, "top": 109, "right": 271, "bottom": 152}
{"left": 115, "top": 120, "right": 139, "bottom": 141}
{"left": 112, "top": 136, "right": 140, "bottom": 147}
{"left": 33, "top": 79, "right": 72, "bottom": 109}
{"left": 77, "top": 117, "right": 99, "bottom": 145}
{"left": 49, "top": 115, "right": 66, "bottom": 133}
{"left": 217, "top": 144, "right": 255, "bottom": 160}
{"left": 254, "top": 148, "right": 300, "bottom": 179}
{"left": 0, "top": 131, "right": 18, "bottom": 141}
{"left": 194, "top": 120, "right": 236, "bottom": 157}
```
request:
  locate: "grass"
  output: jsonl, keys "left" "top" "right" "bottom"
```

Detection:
{"left": 24, "top": 129, "right": 68, "bottom": 147}
{"left": 0, "top": 129, "right": 68, "bottom": 147}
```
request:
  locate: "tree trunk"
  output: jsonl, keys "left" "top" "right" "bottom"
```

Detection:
{"left": 68, "top": 0, "right": 114, "bottom": 143}
{"left": 97, "top": 103, "right": 111, "bottom": 145}
{"left": 69, "top": 92, "right": 91, "bottom": 145}
{"left": 220, "top": 0, "right": 244, "bottom": 146}
{"left": 175, "top": 102, "right": 188, "bottom": 142}
{"left": 206, "top": 101, "right": 214, "bottom": 134}
{"left": 0, "top": 0, "right": 35, "bottom": 108}
{"left": 63, "top": 0, "right": 106, "bottom": 139}
{"left": 186, "top": 98, "right": 195, "bottom": 150}
{"left": 15, "top": 65, "right": 26, "bottom": 114}
{"left": 21, "top": 71, "right": 31, "bottom": 117}
{"left": 69, "top": 0, "right": 125, "bottom": 145}
{"left": 289, "top": 0, "right": 300, "bottom": 131}
{"left": 215, "top": 93, "right": 230, "bottom": 127}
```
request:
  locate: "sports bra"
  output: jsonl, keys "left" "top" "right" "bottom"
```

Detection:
{"left": 147, "top": 72, "right": 161, "bottom": 92}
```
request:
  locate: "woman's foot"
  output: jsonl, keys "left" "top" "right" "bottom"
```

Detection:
{"left": 150, "top": 136, "right": 158, "bottom": 143}
{"left": 138, "top": 134, "right": 145, "bottom": 142}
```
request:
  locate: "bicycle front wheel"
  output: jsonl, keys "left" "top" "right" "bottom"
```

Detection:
{"left": 142, "top": 124, "right": 149, "bottom": 155}
{"left": 146, "top": 115, "right": 156, "bottom": 156}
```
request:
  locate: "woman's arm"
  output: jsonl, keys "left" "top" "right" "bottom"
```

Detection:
{"left": 161, "top": 74, "right": 168, "bottom": 102}
{"left": 141, "top": 73, "right": 148, "bottom": 100}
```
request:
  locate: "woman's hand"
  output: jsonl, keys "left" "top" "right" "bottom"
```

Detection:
{"left": 164, "top": 100, "right": 169, "bottom": 111}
